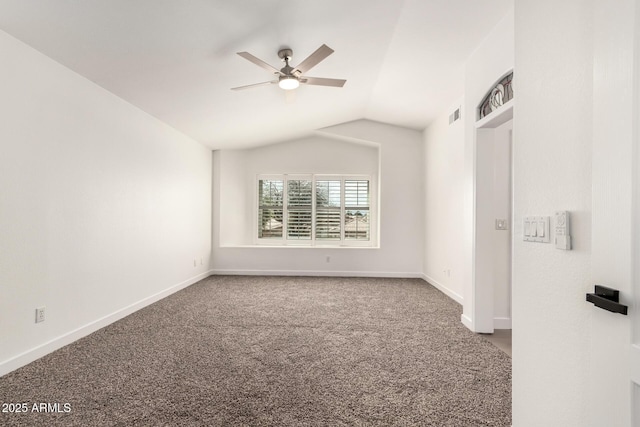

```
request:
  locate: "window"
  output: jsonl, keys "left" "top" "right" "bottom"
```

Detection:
{"left": 287, "top": 179, "right": 312, "bottom": 240}
{"left": 315, "top": 180, "right": 341, "bottom": 240}
{"left": 258, "top": 179, "right": 283, "bottom": 239}
{"left": 257, "top": 175, "right": 373, "bottom": 246}
{"left": 344, "top": 180, "right": 370, "bottom": 240}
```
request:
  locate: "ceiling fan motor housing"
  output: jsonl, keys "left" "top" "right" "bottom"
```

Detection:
{"left": 278, "top": 48, "right": 293, "bottom": 61}
{"left": 277, "top": 48, "right": 299, "bottom": 89}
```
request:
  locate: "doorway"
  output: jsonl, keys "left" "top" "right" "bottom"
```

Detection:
{"left": 468, "top": 106, "right": 513, "bottom": 334}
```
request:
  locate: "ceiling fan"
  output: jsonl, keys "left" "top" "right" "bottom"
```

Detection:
{"left": 231, "top": 44, "right": 346, "bottom": 91}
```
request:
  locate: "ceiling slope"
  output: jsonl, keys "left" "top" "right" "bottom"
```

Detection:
{"left": 0, "top": 0, "right": 512, "bottom": 149}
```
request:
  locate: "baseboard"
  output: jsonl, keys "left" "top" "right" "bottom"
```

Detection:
{"left": 0, "top": 270, "right": 213, "bottom": 378}
{"left": 460, "top": 314, "right": 512, "bottom": 333}
{"left": 493, "top": 317, "right": 512, "bottom": 329}
{"left": 461, "top": 314, "right": 474, "bottom": 331}
{"left": 209, "top": 269, "right": 423, "bottom": 279}
{"left": 420, "top": 274, "right": 463, "bottom": 305}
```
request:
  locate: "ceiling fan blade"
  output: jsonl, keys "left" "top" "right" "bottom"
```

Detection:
{"left": 231, "top": 81, "right": 278, "bottom": 91}
{"left": 294, "top": 44, "right": 334, "bottom": 74}
{"left": 300, "top": 76, "right": 346, "bottom": 87}
{"left": 236, "top": 52, "right": 283, "bottom": 75}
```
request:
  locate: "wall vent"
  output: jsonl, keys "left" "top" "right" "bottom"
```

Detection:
{"left": 449, "top": 107, "right": 461, "bottom": 124}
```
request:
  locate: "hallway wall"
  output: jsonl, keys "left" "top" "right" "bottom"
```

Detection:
{"left": 512, "top": 0, "right": 593, "bottom": 425}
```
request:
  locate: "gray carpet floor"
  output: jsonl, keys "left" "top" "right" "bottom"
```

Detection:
{"left": 0, "top": 276, "right": 511, "bottom": 426}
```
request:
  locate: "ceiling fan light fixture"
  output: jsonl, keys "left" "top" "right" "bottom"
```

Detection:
{"left": 278, "top": 75, "right": 299, "bottom": 90}
{"left": 232, "top": 45, "right": 345, "bottom": 92}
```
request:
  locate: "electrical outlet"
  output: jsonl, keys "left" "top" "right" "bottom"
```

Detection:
{"left": 35, "top": 307, "right": 45, "bottom": 323}
{"left": 326, "top": 256, "right": 330, "bottom": 263}
{"left": 193, "top": 259, "right": 196, "bottom": 267}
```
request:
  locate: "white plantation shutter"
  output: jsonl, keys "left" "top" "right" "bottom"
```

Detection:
{"left": 287, "top": 179, "right": 312, "bottom": 240}
{"left": 315, "top": 180, "right": 341, "bottom": 240}
{"left": 258, "top": 179, "right": 283, "bottom": 238}
{"left": 257, "top": 175, "right": 372, "bottom": 246}
{"left": 344, "top": 180, "right": 370, "bottom": 240}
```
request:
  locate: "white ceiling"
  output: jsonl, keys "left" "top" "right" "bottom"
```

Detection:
{"left": 0, "top": 0, "right": 512, "bottom": 149}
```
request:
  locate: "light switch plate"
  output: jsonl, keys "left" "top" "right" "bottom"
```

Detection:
{"left": 524, "top": 216, "right": 550, "bottom": 243}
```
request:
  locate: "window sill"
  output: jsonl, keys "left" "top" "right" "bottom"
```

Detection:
{"left": 218, "top": 244, "right": 380, "bottom": 249}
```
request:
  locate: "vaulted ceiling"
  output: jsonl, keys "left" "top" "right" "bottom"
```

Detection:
{"left": 0, "top": 0, "right": 512, "bottom": 149}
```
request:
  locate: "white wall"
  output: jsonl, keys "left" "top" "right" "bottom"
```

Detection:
{"left": 474, "top": 119, "right": 513, "bottom": 331}
{"left": 0, "top": 30, "right": 212, "bottom": 376}
{"left": 513, "top": 1, "right": 593, "bottom": 425}
{"left": 491, "top": 122, "right": 512, "bottom": 325}
{"left": 212, "top": 120, "right": 424, "bottom": 277}
{"left": 514, "top": 0, "right": 637, "bottom": 425}
{"left": 422, "top": 9, "right": 514, "bottom": 322}
{"left": 422, "top": 100, "right": 465, "bottom": 303}
{"left": 462, "top": 8, "right": 514, "bottom": 329}
{"left": 216, "top": 136, "right": 379, "bottom": 247}
{"left": 590, "top": 1, "right": 637, "bottom": 425}
{"left": 216, "top": 150, "right": 251, "bottom": 247}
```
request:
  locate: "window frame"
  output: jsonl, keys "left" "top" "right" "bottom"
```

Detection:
{"left": 255, "top": 174, "right": 375, "bottom": 247}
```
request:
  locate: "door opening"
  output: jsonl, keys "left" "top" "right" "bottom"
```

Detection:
{"left": 466, "top": 112, "right": 513, "bottom": 334}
